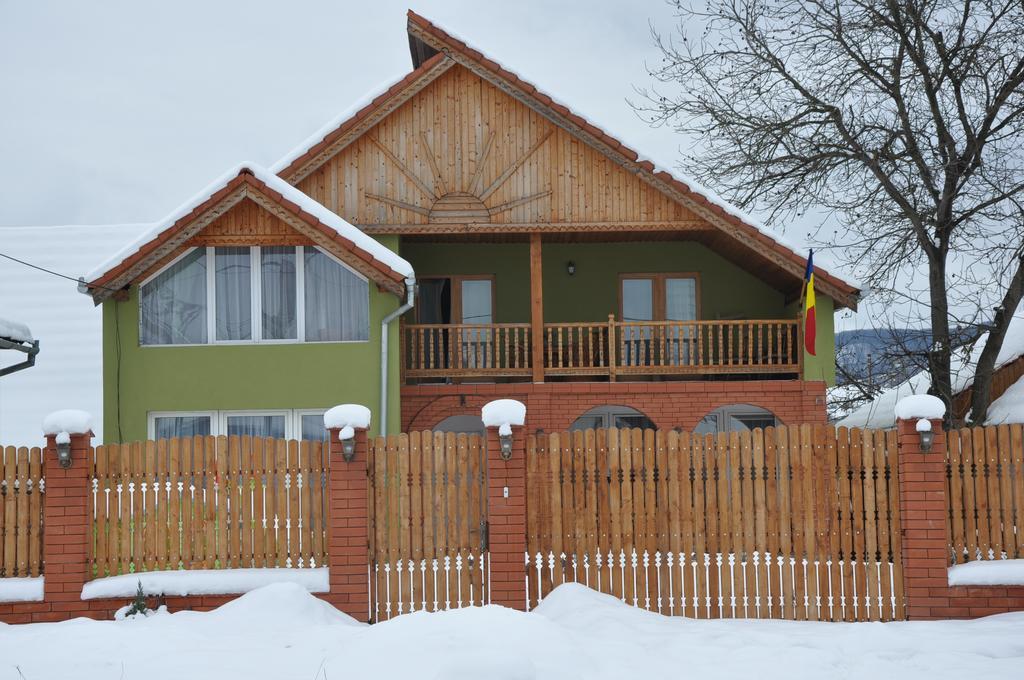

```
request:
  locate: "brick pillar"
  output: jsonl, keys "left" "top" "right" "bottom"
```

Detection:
{"left": 896, "top": 417, "right": 949, "bottom": 620}
{"left": 42, "top": 431, "right": 93, "bottom": 618}
{"left": 325, "top": 426, "right": 370, "bottom": 621}
{"left": 485, "top": 425, "right": 527, "bottom": 610}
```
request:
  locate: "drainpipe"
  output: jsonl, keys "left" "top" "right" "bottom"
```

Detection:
{"left": 380, "top": 277, "right": 416, "bottom": 436}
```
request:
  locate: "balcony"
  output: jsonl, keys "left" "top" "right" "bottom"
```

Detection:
{"left": 401, "top": 318, "right": 801, "bottom": 382}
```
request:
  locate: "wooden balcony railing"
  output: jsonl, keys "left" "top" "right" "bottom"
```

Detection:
{"left": 402, "top": 318, "right": 801, "bottom": 380}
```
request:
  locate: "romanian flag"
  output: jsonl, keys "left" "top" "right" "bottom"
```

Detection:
{"left": 803, "top": 250, "right": 816, "bottom": 356}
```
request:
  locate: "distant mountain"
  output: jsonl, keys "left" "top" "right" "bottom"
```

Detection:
{"left": 835, "top": 324, "right": 984, "bottom": 389}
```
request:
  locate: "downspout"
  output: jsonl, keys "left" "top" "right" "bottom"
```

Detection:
{"left": 380, "top": 277, "right": 416, "bottom": 436}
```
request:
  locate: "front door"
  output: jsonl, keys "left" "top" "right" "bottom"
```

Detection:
{"left": 620, "top": 274, "right": 697, "bottom": 366}
{"left": 417, "top": 276, "right": 494, "bottom": 369}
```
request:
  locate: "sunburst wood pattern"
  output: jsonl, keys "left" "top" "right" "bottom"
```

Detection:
{"left": 294, "top": 65, "right": 693, "bottom": 226}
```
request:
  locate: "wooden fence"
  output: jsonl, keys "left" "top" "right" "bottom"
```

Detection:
{"left": 369, "top": 431, "right": 488, "bottom": 621}
{"left": 88, "top": 436, "right": 329, "bottom": 577}
{"left": 526, "top": 425, "right": 905, "bottom": 621}
{"left": 0, "top": 446, "right": 44, "bottom": 578}
{"left": 946, "top": 424, "right": 1024, "bottom": 563}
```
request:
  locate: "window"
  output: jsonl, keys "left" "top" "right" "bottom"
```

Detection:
{"left": 433, "top": 415, "right": 486, "bottom": 435}
{"left": 694, "top": 404, "right": 779, "bottom": 435}
{"left": 620, "top": 274, "right": 698, "bottom": 366}
{"left": 140, "top": 249, "right": 208, "bottom": 345}
{"left": 570, "top": 405, "right": 656, "bottom": 432}
{"left": 139, "top": 246, "right": 369, "bottom": 345}
{"left": 619, "top": 273, "right": 698, "bottom": 323}
{"left": 304, "top": 248, "right": 369, "bottom": 341}
{"left": 148, "top": 409, "right": 329, "bottom": 440}
{"left": 152, "top": 413, "right": 213, "bottom": 439}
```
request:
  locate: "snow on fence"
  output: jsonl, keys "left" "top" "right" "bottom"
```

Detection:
{"left": 369, "top": 431, "right": 488, "bottom": 621}
{"left": 526, "top": 426, "right": 905, "bottom": 622}
{"left": 0, "top": 446, "right": 44, "bottom": 578}
{"left": 88, "top": 436, "right": 328, "bottom": 578}
{"left": 946, "top": 424, "right": 1024, "bottom": 563}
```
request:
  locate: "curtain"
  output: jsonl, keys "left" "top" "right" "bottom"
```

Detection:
{"left": 226, "top": 415, "right": 286, "bottom": 439}
{"left": 140, "top": 248, "right": 207, "bottom": 345}
{"left": 300, "top": 414, "right": 328, "bottom": 441}
{"left": 261, "top": 247, "right": 297, "bottom": 340}
{"left": 304, "top": 248, "right": 369, "bottom": 341}
{"left": 215, "top": 247, "right": 252, "bottom": 341}
{"left": 154, "top": 415, "right": 211, "bottom": 439}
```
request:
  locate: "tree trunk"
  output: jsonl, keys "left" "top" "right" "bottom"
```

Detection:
{"left": 926, "top": 254, "right": 954, "bottom": 427}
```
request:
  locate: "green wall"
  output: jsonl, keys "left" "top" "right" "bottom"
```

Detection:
{"left": 102, "top": 237, "right": 403, "bottom": 443}
{"left": 401, "top": 239, "right": 836, "bottom": 383}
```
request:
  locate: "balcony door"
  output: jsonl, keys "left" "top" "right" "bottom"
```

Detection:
{"left": 620, "top": 274, "right": 698, "bottom": 366}
{"left": 417, "top": 276, "right": 494, "bottom": 369}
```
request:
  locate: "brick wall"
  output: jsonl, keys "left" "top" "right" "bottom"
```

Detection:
{"left": 402, "top": 379, "right": 827, "bottom": 433}
{"left": 895, "top": 417, "right": 1024, "bottom": 619}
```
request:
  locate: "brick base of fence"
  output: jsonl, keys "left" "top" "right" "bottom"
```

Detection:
{"left": 3, "top": 415, "right": 1024, "bottom": 624}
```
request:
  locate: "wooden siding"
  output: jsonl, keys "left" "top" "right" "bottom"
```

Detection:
{"left": 296, "top": 66, "right": 694, "bottom": 227}
{"left": 187, "top": 198, "right": 315, "bottom": 247}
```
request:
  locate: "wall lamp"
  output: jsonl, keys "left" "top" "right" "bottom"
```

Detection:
{"left": 339, "top": 425, "right": 357, "bottom": 462}
{"left": 56, "top": 433, "right": 72, "bottom": 468}
{"left": 499, "top": 430, "right": 514, "bottom": 460}
{"left": 566, "top": 261, "right": 576, "bottom": 276}
{"left": 917, "top": 419, "right": 934, "bottom": 452}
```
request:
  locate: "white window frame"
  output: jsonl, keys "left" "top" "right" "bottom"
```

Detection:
{"left": 139, "top": 245, "right": 370, "bottom": 347}
{"left": 148, "top": 410, "right": 216, "bottom": 439}
{"left": 295, "top": 409, "right": 329, "bottom": 441}
{"left": 147, "top": 409, "right": 330, "bottom": 440}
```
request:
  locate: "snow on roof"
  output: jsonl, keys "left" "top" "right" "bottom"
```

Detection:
{"left": 0, "top": 224, "right": 149, "bottom": 446}
{"left": 984, "top": 374, "right": 1024, "bottom": 426}
{"left": 85, "top": 162, "right": 414, "bottom": 284}
{"left": 0, "top": 316, "right": 33, "bottom": 343}
{"left": 838, "top": 313, "right": 1024, "bottom": 429}
{"left": 403, "top": 12, "right": 859, "bottom": 291}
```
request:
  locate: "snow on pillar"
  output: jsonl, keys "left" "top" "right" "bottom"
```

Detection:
{"left": 482, "top": 399, "right": 528, "bottom": 610}
{"left": 323, "top": 405, "right": 371, "bottom": 621}
{"left": 894, "top": 395, "right": 950, "bottom": 620}
{"left": 41, "top": 409, "right": 94, "bottom": 614}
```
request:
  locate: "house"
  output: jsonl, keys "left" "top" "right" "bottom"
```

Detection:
{"left": 80, "top": 12, "right": 858, "bottom": 443}
{"left": 838, "top": 313, "right": 1024, "bottom": 428}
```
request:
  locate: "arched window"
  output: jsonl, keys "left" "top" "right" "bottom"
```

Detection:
{"left": 570, "top": 405, "right": 656, "bottom": 432}
{"left": 694, "top": 404, "right": 778, "bottom": 435}
{"left": 433, "top": 415, "right": 486, "bottom": 436}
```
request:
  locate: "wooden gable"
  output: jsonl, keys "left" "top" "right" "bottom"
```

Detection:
{"left": 294, "top": 65, "right": 696, "bottom": 230}
{"left": 187, "top": 197, "right": 315, "bottom": 247}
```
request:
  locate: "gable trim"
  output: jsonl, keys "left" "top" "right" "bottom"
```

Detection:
{"left": 87, "top": 171, "right": 408, "bottom": 303}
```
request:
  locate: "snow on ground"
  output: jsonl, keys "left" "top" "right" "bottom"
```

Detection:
{"left": 81, "top": 567, "right": 329, "bottom": 599}
{"left": 1, "top": 582, "right": 1022, "bottom": 680}
{"left": 0, "top": 224, "right": 149, "bottom": 446}
{"left": 949, "top": 559, "right": 1024, "bottom": 587}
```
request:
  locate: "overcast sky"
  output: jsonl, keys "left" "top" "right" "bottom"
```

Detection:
{"left": 0, "top": 0, "right": 873, "bottom": 329}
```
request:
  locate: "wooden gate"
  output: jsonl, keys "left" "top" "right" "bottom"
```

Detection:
{"left": 526, "top": 425, "right": 905, "bottom": 621}
{"left": 369, "top": 431, "right": 488, "bottom": 621}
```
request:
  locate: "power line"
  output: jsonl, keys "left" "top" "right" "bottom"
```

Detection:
{"left": 0, "top": 251, "right": 120, "bottom": 292}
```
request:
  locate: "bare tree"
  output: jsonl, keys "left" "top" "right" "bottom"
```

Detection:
{"left": 637, "top": 0, "right": 1024, "bottom": 424}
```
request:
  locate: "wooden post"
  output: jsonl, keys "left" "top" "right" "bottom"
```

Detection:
{"left": 325, "top": 425, "right": 371, "bottom": 621}
{"left": 485, "top": 423, "right": 528, "bottom": 609}
{"left": 529, "top": 232, "right": 544, "bottom": 383}
{"left": 41, "top": 430, "right": 93, "bottom": 619}
{"left": 896, "top": 416, "right": 949, "bottom": 620}
{"left": 607, "top": 313, "right": 617, "bottom": 382}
